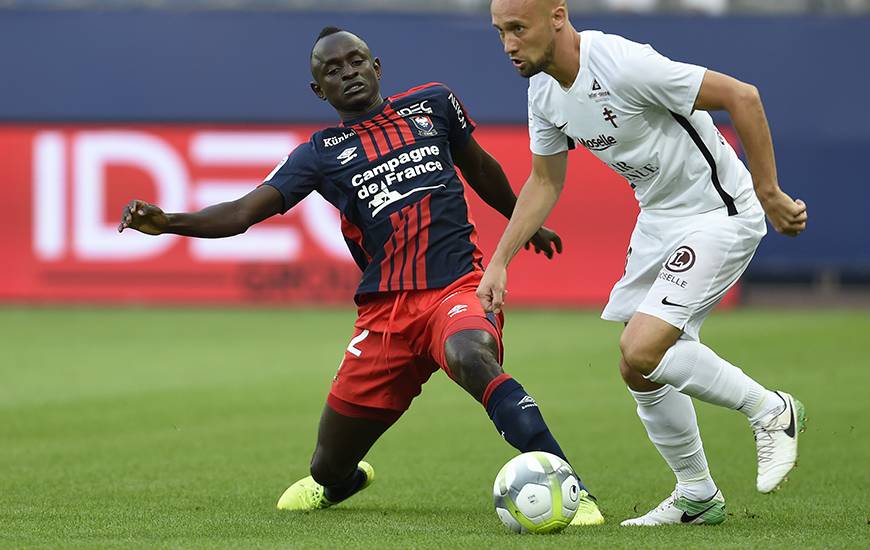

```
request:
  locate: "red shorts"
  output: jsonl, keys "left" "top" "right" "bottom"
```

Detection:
{"left": 327, "top": 270, "right": 504, "bottom": 422}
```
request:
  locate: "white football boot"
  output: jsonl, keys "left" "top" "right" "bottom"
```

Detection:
{"left": 621, "top": 488, "right": 725, "bottom": 526}
{"left": 753, "top": 391, "right": 807, "bottom": 493}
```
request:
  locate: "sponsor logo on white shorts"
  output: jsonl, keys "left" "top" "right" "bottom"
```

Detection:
{"left": 658, "top": 271, "right": 688, "bottom": 288}
{"left": 666, "top": 246, "right": 696, "bottom": 273}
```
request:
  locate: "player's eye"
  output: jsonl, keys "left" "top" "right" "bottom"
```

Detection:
{"left": 352, "top": 59, "right": 364, "bottom": 67}
{"left": 515, "top": 25, "right": 525, "bottom": 35}
{"left": 326, "top": 67, "right": 339, "bottom": 76}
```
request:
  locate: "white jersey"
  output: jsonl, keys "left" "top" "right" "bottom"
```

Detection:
{"left": 528, "top": 30, "right": 757, "bottom": 218}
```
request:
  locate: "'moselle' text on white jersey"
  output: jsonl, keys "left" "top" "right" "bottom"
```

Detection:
{"left": 528, "top": 30, "right": 757, "bottom": 217}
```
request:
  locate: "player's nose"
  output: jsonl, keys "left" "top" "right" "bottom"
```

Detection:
{"left": 341, "top": 64, "right": 359, "bottom": 80}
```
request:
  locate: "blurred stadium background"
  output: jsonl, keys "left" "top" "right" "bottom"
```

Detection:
{"left": 2, "top": 2, "right": 868, "bottom": 548}
{"left": 1, "top": 0, "right": 869, "bottom": 305}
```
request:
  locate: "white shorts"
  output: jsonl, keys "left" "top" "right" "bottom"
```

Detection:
{"left": 601, "top": 201, "right": 767, "bottom": 340}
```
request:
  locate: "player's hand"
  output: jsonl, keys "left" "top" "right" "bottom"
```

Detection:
{"left": 477, "top": 265, "right": 508, "bottom": 314}
{"left": 760, "top": 189, "right": 807, "bottom": 237}
{"left": 118, "top": 199, "right": 169, "bottom": 235}
{"left": 524, "top": 226, "right": 563, "bottom": 259}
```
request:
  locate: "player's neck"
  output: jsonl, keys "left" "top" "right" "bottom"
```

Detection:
{"left": 338, "top": 95, "right": 386, "bottom": 123}
{"left": 546, "top": 28, "right": 581, "bottom": 89}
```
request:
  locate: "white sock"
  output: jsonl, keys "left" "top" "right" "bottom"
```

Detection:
{"left": 646, "top": 339, "right": 782, "bottom": 424}
{"left": 629, "top": 384, "right": 717, "bottom": 501}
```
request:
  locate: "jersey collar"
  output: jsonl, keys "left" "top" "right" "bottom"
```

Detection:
{"left": 339, "top": 99, "right": 389, "bottom": 127}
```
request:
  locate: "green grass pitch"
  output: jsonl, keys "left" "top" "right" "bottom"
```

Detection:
{"left": 1, "top": 308, "right": 867, "bottom": 549}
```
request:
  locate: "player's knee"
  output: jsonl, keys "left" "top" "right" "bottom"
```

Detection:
{"left": 618, "top": 358, "right": 636, "bottom": 384}
{"left": 619, "top": 333, "right": 664, "bottom": 376}
{"left": 444, "top": 330, "right": 502, "bottom": 401}
{"left": 619, "top": 358, "right": 660, "bottom": 391}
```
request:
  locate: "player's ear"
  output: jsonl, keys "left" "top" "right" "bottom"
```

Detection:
{"left": 310, "top": 81, "right": 327, "bottom": 101}
{"left": 552, "top": 5, "right": 567, "bottom": 30}
{"left": 373, "top": 57, "right": 382, "bottom": 80}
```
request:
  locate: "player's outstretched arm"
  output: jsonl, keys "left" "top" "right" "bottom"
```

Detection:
{"left": 118, "top": 185, "right": 284, "bottom": 238}
{"left": 453, "top": 136, "right": 562, "bottom": 259}
{"left": 477, "top": 152, "right": 568, "bottom": 313}
{"left": 694, "top": 70, "right": 807, "bottom": 237}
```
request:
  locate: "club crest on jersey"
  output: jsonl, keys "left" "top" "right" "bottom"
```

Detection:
{"left": 411, "top": 115, "right": 438, "bottom": 137}
{"left": 337, "top": 146, "right": 358, "bottom": 165}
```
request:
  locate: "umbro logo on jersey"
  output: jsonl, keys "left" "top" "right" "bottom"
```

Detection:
{"left": 324, "top": 130, "right": 356, "bottom": 148}
{"left": 337, "top": 147, "right": 358, "bottom": 165}
{"left": 447, "top": 304, "right": 468, "bottom": 318}
{"left": 517, "top": 395, "right": 538, "bottom": 410}
{"left": 579, "top": 134, "right": 617, "bottom": 151}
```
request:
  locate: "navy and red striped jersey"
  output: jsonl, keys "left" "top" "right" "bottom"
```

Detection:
{"left": 263, "top": 82, "right": 485, "bottom": 298}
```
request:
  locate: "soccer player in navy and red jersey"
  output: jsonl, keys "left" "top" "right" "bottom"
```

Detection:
{"left": 119, "top": 27, "right": 603, "bottom": 524}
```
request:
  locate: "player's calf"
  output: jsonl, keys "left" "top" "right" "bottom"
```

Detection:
{"left": 444, "top": 330, "right": 570, "bottom": 467}
{"left": 482, "top": 374, "right": 568, "bottom": 461}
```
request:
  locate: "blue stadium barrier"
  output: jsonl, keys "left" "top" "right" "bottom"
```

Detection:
{"left": 2, "top": 10, "right": 868, "bottom": 275}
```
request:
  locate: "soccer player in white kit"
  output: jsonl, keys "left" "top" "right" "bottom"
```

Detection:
{"left": 480, "top": 0, "right": 809, "bottom": 526}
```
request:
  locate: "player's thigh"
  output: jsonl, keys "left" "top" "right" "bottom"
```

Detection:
{"left": 331, "top": 325, "right": 428, "bottom": 414}
{"left": 637, "top": 217, "right": 762, "bottom": 341}
{"left": 313, "top": 326, "right": 417, "bottom": 481}
{"left": 602, "top": 222, "right": 666, "bottom": 324}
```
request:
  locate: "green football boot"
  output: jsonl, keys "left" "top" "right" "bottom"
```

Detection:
{"left": 569, "top": 490, "right": 605, "bottom": 526}
{"left": 276, "top": 461, "right": 374, "bottom": 511}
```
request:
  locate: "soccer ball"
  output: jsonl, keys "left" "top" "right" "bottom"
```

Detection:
{"left": 492, "top": 451, "right": 580, "bottom": 534}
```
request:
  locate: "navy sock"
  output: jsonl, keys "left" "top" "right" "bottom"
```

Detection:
{"left": 484, "top": 376, "right": 588, "bottom": 491}
{"left": 323, "top": 468, "right": 366, "bottom": 503}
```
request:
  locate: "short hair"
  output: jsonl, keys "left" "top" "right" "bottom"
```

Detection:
{"left": 310, "top": 26, "right": 347, "bottom": 67}
{"left": 316, "top": 26, "right": 344, "bottom": 42}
